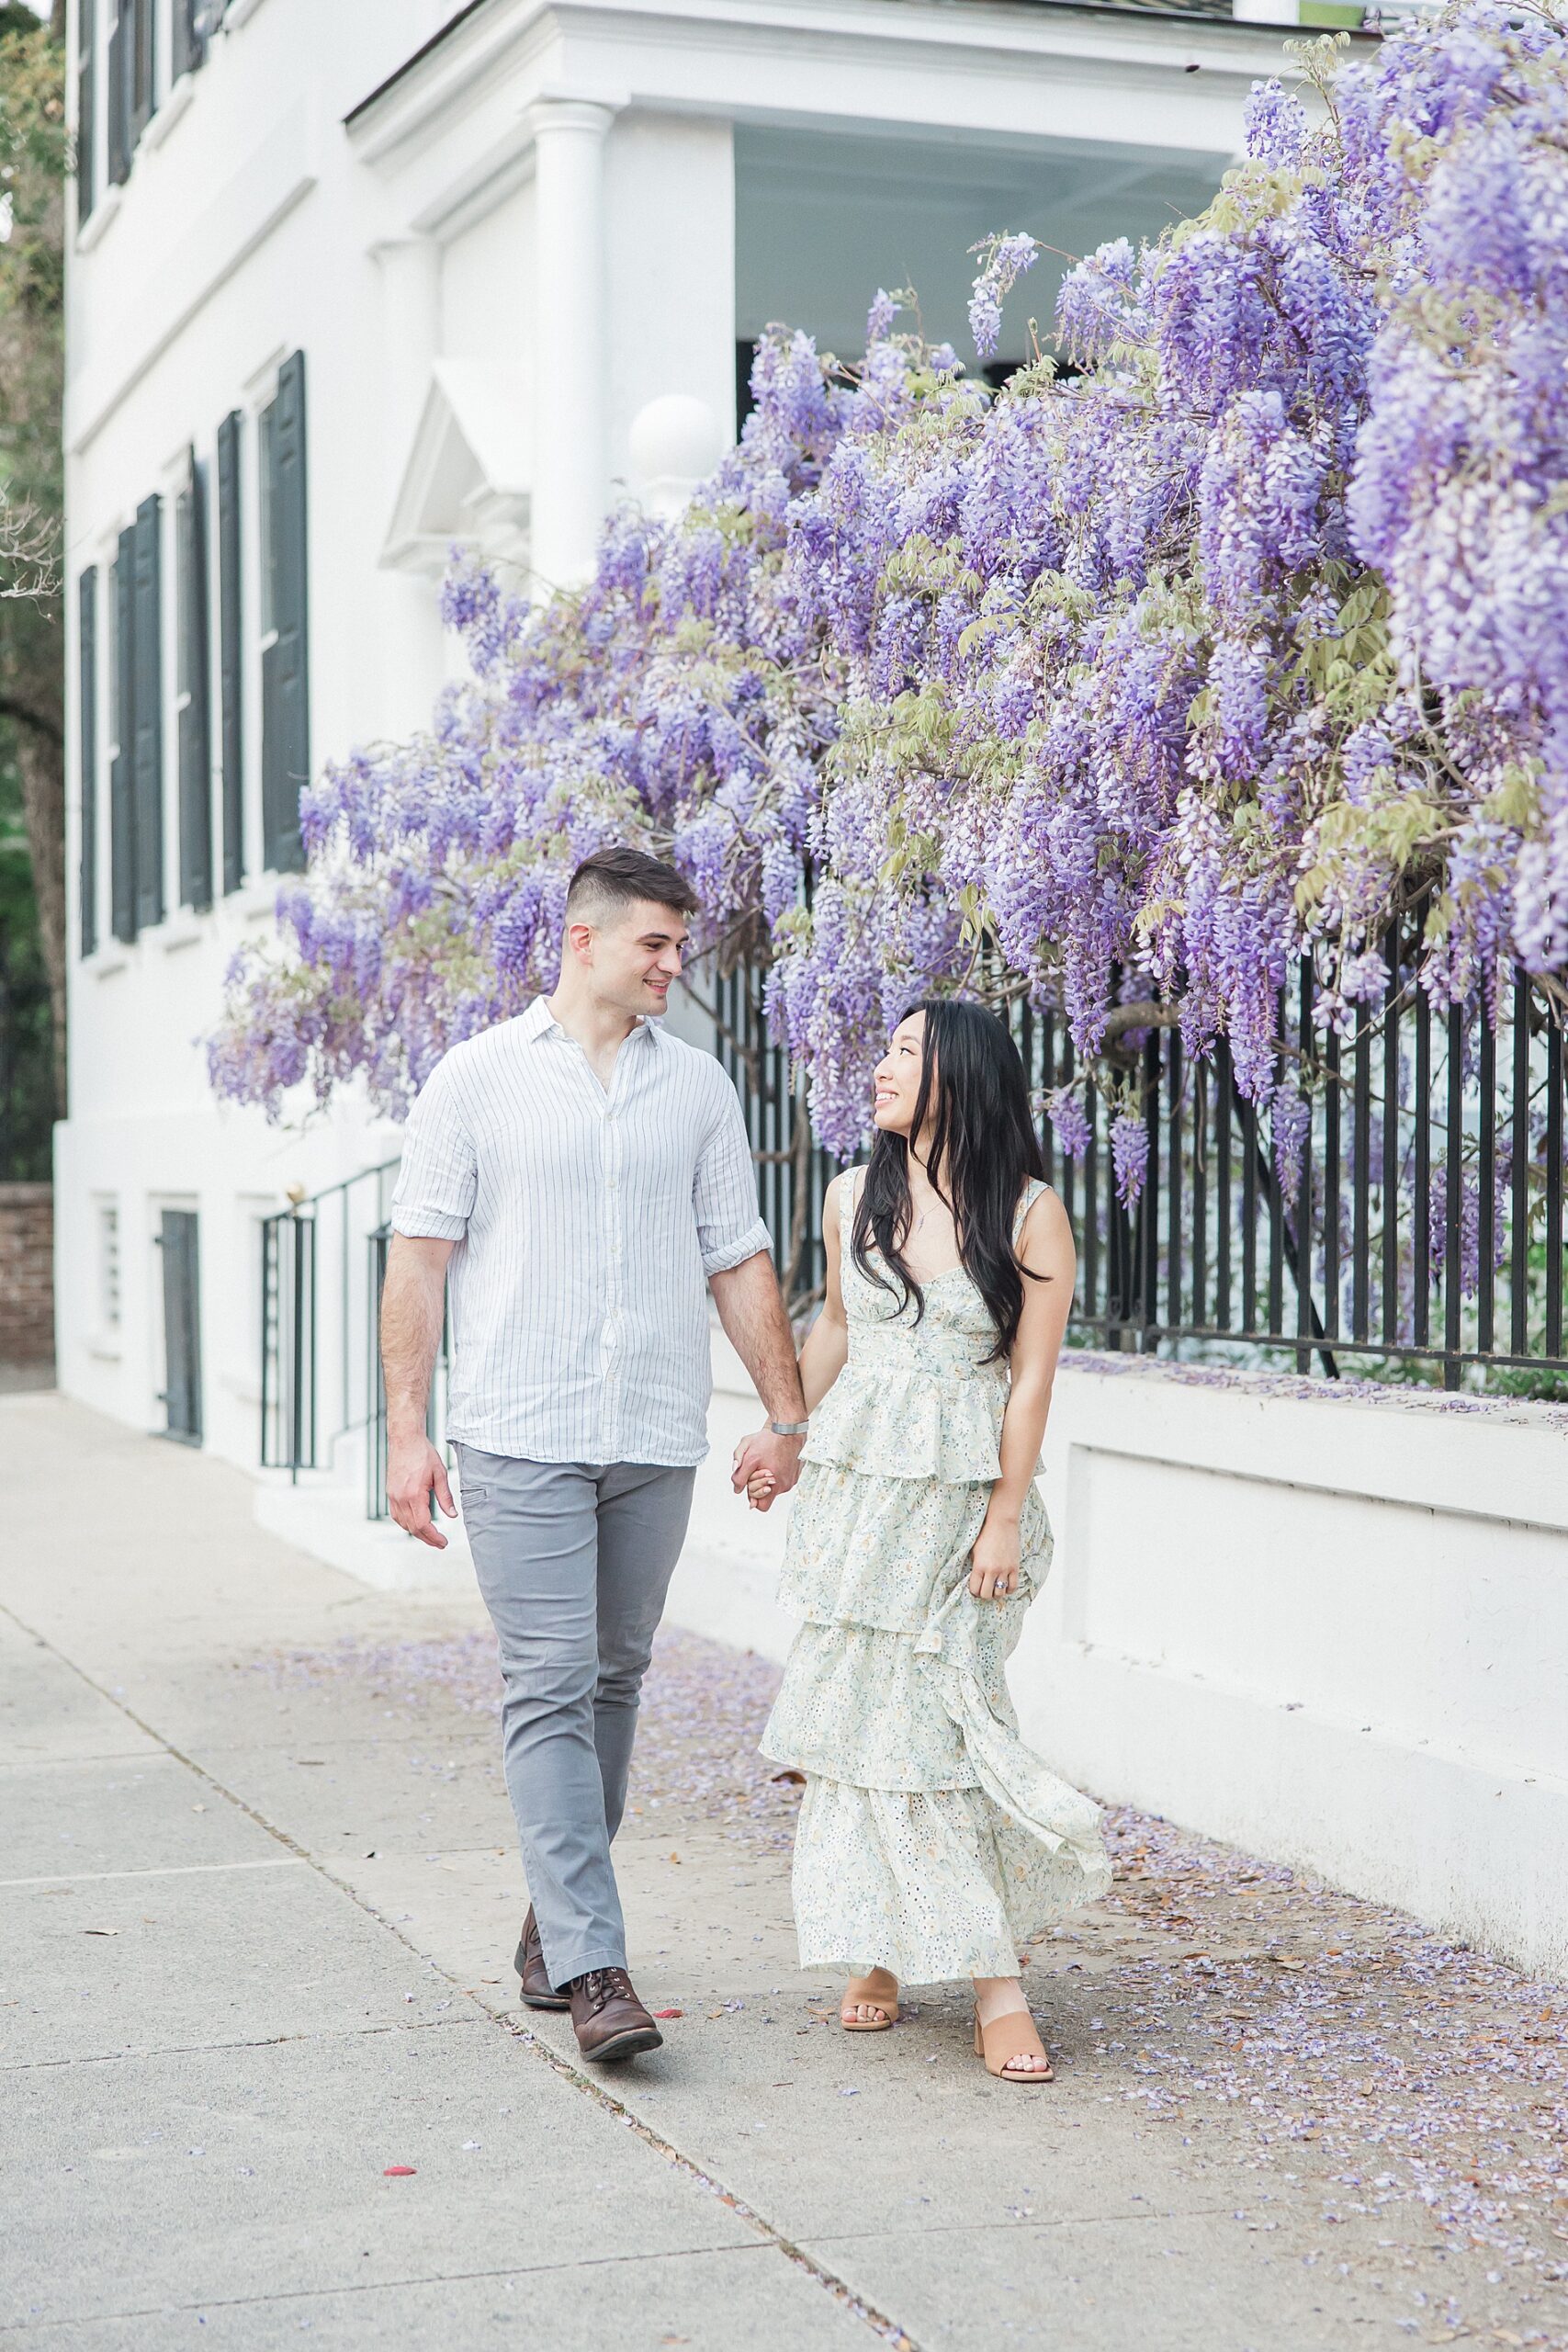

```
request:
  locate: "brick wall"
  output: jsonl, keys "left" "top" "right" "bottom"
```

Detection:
{"left": 0, "top": 1183, "right": 54, "bottom": 1364}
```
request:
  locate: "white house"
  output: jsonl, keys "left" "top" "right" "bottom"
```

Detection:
{"left": 59, "top": 0, "right": 1284, "bottom": 1465}
{"left": 61, "top": 1, "right": 1568, "bottom": 1985}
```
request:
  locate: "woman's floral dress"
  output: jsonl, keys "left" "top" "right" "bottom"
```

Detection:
{"left": 761, "top": 1173, "right": 1111, "bottom": 1981}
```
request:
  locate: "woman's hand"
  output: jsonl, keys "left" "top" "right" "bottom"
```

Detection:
{"left": 968, "top": 1509, "right": 1021, "bottom": 1601}
{"left": 734, "top": 1425, "right": 795, "bottom": 1512}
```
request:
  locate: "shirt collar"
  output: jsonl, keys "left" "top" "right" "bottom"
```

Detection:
{"left": 523, "top": 995, "right": 661, "bottom": 1049}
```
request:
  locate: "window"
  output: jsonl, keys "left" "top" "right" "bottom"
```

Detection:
{"left": 259, "top": 352, "right": 309, "bottom": 876}
{"left": 105, "top": 0, "right": 157, "bottom": 187}
{"left": 78, "top": 565, "right": 97, "bottom": 956}
{"left": 175, "top": 448, "right": 212, "bottom": 911}
{"left": 97, "top": 1200, "right": 120, "bottom": 1330}
{"left": 99, "top": 0, "right": 212, "bottom": 194}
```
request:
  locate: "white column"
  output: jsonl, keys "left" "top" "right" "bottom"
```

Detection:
{"left": 371, "top": 234, "right": 444, "bottom": 735}
{"left": 529, "top": 98, "right": 615, "bottom": 593}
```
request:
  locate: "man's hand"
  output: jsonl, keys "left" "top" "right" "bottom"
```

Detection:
{"left": 387, "top": 1434, "right": 456, "bottom": 1548}
{"left": 731, "top": 1426, "right": 804, "bottom": 1512}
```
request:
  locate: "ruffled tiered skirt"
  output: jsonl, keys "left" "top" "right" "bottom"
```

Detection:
{"left": 760, "top": 1354, "right": 1111, "bottom": 1984}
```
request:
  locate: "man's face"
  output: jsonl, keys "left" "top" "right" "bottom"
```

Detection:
{"left": 576, "top": 897, "right": 689, "bottom": 1018}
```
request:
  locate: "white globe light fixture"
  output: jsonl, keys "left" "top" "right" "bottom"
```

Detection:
{"left": 627, "top": 394, "right": 728, "bottom": 521}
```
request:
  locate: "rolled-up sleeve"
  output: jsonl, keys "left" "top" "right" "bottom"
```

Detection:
{"left": 694, "top": 1076, "right": 772, "bottom": 1277}
{"left": 391, "top": 1056, "right": 477, "bottom": 1241}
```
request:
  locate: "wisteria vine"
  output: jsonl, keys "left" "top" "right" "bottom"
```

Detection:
{"left": 212, "top": 4, "right": 1568, "bottom": 1218}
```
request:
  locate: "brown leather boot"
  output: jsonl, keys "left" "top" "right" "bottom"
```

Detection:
{"left": 513, "top": 1905, "right": 570, "bottom": 2012}
{"left": 565, "top": 1966, "right": 663, "bottom": 2063}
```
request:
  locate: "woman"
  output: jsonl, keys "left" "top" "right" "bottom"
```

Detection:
{"left": 745, "top": 1001, "right": 1111, "bottom": 2083}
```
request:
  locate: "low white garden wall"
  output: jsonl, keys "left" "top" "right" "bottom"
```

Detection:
{"left": 676, "top": 1337, "right": 1568, "bottom": 1983}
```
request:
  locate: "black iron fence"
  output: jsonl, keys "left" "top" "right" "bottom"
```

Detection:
{"left": 716, "top": 952, "right": 1568, "bottom": 1396}
{"left": 258, "top": 950, "right": 1568, "bottom": 1521}
{"left": 260, "top": 1157, "right": 449, "bottom": 1515}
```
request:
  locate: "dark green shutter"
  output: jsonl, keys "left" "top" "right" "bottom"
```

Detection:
{"left": 107, "top": 0, "right": 129, "bottom": 185}
{"left": 78, "top": 565, "right": 98, "bottom": 957}
{"left": 261, "top": 350, "right": 309, "bottom": 876}
{"left": 131, "top": 0, "right": 154, "bottom": 141}
{"left": 171, "top": 0, "right": 204, "bottom": 80}
{"left": 110, "top": 531, "right": 135, "bottom": 941}
{"left": 217, "top": 409, "right": 243, "bottom": 894}
{"left": 131, "top": 492, "right": 164, "bottom": 933}
{"left": 176, "top": 451, "right": 212, "bottom": 911}
{"left": 77, "top": 0, "right": 96, "bottom": 221}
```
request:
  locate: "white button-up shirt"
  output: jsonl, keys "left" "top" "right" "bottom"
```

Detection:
{"left": 389, "top": 996, "right": 772, "bottom": 1465}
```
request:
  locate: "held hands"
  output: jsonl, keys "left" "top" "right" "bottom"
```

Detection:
{"left": 731, "top": 1426, "right": 804, "bottom": 1513}
{"left": 968, "top": 1509, "right": 1021, "bottom": 1601}
{"left": 386, "top": 1434, "right": 457, "bottom": 1549}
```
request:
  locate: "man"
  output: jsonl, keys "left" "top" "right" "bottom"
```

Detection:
{"left": 382, "top": 846, "right": 808, "bottom": 2064}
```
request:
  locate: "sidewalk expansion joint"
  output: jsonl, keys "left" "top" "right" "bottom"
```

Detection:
{"left": 0, "top": 2242, "right": 785, "bottom": 2336}
{"left": 0, "top": 1598, "right": 924, "bottom": 2352}
{"left": 0, "top": 2014, "right": 487, "bottom": 2074}
{"left": 505, "top": 2015, "right": 923, "bottom": 2349}
{"left": 2, "top": 1858, "right": 307, "bottom": 1889}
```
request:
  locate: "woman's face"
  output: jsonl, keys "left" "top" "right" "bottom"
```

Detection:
{"left": 872, "top": 1012, "right": 928, "bottom": 1137}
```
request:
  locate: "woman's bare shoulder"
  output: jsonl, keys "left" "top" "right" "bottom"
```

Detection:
{"left": 1018, "top": 1179, "right": 1073, "bottom": 1260}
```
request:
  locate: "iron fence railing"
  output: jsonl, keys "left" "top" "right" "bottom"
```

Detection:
{"left": 258, "top": 950, "right": 1568, "bottom": 1522}
{"left": 716, "top": 952, "right": 1568, "bottom": 1396}
{"left": 260, "top": 1158, "right": 450, "bottom": 1512}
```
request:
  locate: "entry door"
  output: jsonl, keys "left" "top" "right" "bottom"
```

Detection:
{"left": 159, "top": 1209, "right": 203, "bottom": 1444}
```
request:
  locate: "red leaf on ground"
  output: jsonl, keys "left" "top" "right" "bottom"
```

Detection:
{"left": 653, "top": 2007, "right": 683, "bottom": 2019}
{"left": 382, "top": 2165, "right": 417, "bottom": 2177}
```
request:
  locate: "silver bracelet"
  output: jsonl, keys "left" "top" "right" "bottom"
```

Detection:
{"left": 770, "top": 1418, "right": 809, "bottom": 1437}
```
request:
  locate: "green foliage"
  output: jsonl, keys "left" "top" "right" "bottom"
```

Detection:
{"left": 0, "top": 7, "right": 64, "bottom": 1167}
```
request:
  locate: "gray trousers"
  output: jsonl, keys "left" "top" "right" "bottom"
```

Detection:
{"left": 455, "top": 1447, "right": 696, "bottom": 1987}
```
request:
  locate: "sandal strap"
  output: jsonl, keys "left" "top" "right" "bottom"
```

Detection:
{"left": 843, "top": 1970, "right": 898, "bottom": 2021}
{"left": 976, "top": 2006, "right": 1051, "bottom": 2074}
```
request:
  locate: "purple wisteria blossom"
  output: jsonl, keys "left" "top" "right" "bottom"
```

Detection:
{"left": 212, "top": 4, "right": 1568, "bottom": 1213}
{"left": 967, "top": 232, "right": 1039, "bottom": 361}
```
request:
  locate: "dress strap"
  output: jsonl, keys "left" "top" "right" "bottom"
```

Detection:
{"left": 1013, "top": 1177, "right": 1047, "bottom": 1240}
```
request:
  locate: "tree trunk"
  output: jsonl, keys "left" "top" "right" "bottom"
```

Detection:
{"left": 14, "top": 718, "right": 65, "bottom": 1120}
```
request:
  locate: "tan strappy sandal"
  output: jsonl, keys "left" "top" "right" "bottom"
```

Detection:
{"left": 973, "top": 2002, "right": 1055, "bottom": 2083}
{"left": 840, "top": 1969, "right": 899, "bottom": 2030}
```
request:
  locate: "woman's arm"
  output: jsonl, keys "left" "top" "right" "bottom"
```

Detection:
{"left": 795, "top": 1170, "right": 852, "bottom": 1410}
{"left": 968, "top": 1188, "right": 1077, "bottom": 1599}
{"left": 737, "top": 1171, "right": 853, "bottom": 1509}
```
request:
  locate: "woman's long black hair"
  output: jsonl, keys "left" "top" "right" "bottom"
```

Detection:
{"left": 850, "top": 999, "right": 1049, "bottom": 1362}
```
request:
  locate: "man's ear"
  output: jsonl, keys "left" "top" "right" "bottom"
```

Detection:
{"left": 564, "top": 919, "right": 595, "bottom": 965}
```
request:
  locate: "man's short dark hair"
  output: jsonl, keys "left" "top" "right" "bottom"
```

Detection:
{"left": 566, "top": 846, "right": 700, "bottom": 927}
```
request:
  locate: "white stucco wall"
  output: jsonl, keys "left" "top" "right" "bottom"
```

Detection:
{"left": 1013, "top": 1359, "right": 1568, "bottom": 1984}
{"left": 680, "top": 1348, "right": 1568, "bottom": 1985}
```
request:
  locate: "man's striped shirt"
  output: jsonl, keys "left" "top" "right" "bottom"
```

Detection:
{"left": 390, "top": 995, "right": 771, "bottom": 1464}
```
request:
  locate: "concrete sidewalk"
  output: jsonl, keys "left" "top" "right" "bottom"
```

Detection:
{"left": 3, "top": 1394, "right": 1563, "bottom": 2351}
